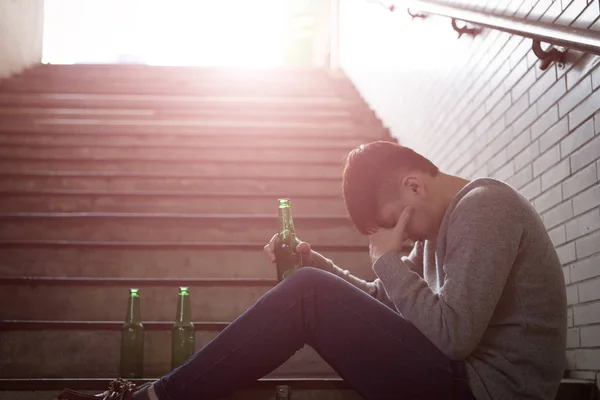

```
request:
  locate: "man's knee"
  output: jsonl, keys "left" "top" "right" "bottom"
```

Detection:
{"left": 283, "top": 267, "right": 340, "bottom": 291}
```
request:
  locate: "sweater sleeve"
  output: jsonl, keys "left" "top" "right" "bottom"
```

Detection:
{"left": 309, "top": 250, "right": 398, "bottom": 310}
{"left": 372, "top": 186, "right": 524, "bottom": 359}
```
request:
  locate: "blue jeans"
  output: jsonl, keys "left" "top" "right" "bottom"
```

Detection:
{"left": 154, "top": 267, "right": 475, "bottom": 400}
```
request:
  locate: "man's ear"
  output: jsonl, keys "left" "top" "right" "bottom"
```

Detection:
{"left": 401, "top": 176, "right": 421, "bottom": 196}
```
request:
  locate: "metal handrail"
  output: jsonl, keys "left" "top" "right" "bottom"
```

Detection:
{"left": 371, "top": 0, "right": 600, "bottom": 58}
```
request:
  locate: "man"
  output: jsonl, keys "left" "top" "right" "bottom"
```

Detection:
{"left": 58, "top": 141, "right": 567, "bottom": 400}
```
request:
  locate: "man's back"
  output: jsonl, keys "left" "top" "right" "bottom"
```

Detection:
{"left": 421, "top": 178, "right": 567, "bottom": 400}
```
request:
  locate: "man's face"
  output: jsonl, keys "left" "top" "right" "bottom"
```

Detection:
{"left": 375, "top": 176, "right": 435, "bottom": 242}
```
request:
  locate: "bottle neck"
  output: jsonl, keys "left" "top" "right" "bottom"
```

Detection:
{"left": 125, "top": 295, "right": 141, "bottom": 323}
{"left": 278, "top": 206, "right": 296, "bottom": 239}
{"left": 176, "top": 293, "right": 192, "bottom": 323}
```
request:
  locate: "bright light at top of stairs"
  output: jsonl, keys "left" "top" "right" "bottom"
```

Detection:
{"left": 42, "top": 0, "right": 286, "bottom": 67}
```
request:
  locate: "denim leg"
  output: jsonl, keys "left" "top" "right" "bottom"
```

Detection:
{"left": 153, "top": 267, "right": 473, "bottom": 400}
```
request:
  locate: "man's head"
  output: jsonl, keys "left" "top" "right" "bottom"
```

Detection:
{"left": 342, "top": 141, "right": 453, "bottom": 242}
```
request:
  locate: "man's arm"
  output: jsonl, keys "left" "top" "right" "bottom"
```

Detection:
{"left": 309, "top": 242, "right": 423, "bottom": 310}
{"left": 372, "top": 186, "right": 523, "bottom": 359}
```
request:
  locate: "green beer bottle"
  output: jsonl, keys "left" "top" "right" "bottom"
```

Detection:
{"left": 171, "top": 286, "right": 195, "bottom": 370}
{"left": 275, "top": 198, "right": 302, "bottom": 281}
{"left": 276, "top": 384, "right": 292, "bottom": 400}
{"left": 120, "top": 288, "right": 144, "bottom": 378}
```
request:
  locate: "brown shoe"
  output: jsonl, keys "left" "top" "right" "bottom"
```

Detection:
{"left": 55, "top": 379, "right": 147, "bottom": 400}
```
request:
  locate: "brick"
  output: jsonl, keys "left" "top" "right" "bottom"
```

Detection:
{"left": 575, "top": 230, "right": 600, "bottom": 258}
{"left": 566, "top": 350, "right": 576, "bottom": 369}
{"left": 573, "top": 184, "right": 600, "bottom": 215}
{"left": 539, "top": 117, "right": 569, "bottom": 153}
{"left": 570, "top": 135, "right": 600, "bottom": 172}
{"left": 560, "top": 118, "right": 595, "bottom": 158}
{"left": 578, "top": 276, "right": 600, "bottom": 302}
{"left": 533, "top": 144, "right": 561, "bottom": 176}
{"left": 511, "top": 67, "right": 536, "bottom": 102}
{"left": 507, "top": 164, "right": 533, "bottom": 189}
{"left": 569, "top": 370, "right": 598, "bottom": 380}
{"left": 506, "top": 129, "right": 532, "bottom": 160}
{"left": 529, "top": 66, "right": 558, "bottom": 104}
{"left": 539, "top": 0, "right": 563, "bottom": 22}
{"left": 541, "top": 159, "right": 571, "bottom": 190}
{"left": 531, "top": 105, "right": 559, "bottom": 140}
{"left": 514, "top": 140, "right": 540, "bottom": 171}
{"left": 556, "top": 241, "right": 577, "bottom": 265}
{"left": 567, "top": 208, "right": 600, "bottom": 241}
{"left": 571, "top": 253, "right": 600, "bottom": 283}
{"left": 562, "top": 163, "right": 598, "bottom": 200}
{"left": 569, "top": 88, "right": 600, "bottom": 130}
{"left": 567, "top": 284, "right": 579, "bottom": 305}
{"left": 508, "top": 38, "right": 532, "bottom": 70}
{"left": 568, "top": 307, "right": 574, "bottom": 327}
{"left": 556, "top": 0, "right": 588, "bottom": 25}
{"left": 573, "top": 301, "right": 600, "bottom": 325}
{"left": 534, "top": 184, "right": 563, "bottom": 213}
{"left": 575, "top": 349, "right": 600, "bottom": 370}
{"left": 493, "top": 160, "right": 515, "bottom": 181}
{"left": 520, "top": 177, "right": 542, "bottom": 200}
{"left": 580, "top": 325, "right": 600, "bottom": 347}
{"left": 506, "top": 93, "right": 530, "bottom": 126}
{"left": 489, "top": 150, "right": 510, "bottom": 173}
{"left": 548, "top": 225, "right": 567, "bottom": 246}
{"left": 529, "top": 0, "right": 553, "bottom": 20}
{"left": 558, "top": 76, "right": 593, "bottom": 118}
{"left": 536, "top": 78, "right": 567, "bottom": 115}
{"left": 570, "top": 0, "right": 599, "bottom": 29}
{"left": 563, "top": 265, "right": 571, "bottom": 284}
{"left": 562, "top": 53, "right": 599, "bottom": 92}
{"left": 567, "top": 327, "right": 581, "bottom": 348}
{"left": 592, "top": 65, "right": 600, "bottom": 90}
{"left": 511, "top": 105, "right": 538, "bottom": 137}
{"left": 544, "top": 199, "right": 574, "bottom": 228}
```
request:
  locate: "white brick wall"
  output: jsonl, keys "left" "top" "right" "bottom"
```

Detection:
{"left": 340, "top": 0, "right": 600, "bottom": 380}
{"left": 0, "top": 0, "right": 45, "bottom": 79}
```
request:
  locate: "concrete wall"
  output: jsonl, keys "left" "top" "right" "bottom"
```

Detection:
{"left": 340, "top": 0, "right": 600, "bottom": 382}
{"left": 0, "top": 0, "right": 45, "bottom": 79}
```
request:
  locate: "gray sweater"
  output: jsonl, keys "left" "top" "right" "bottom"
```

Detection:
{"left": 311, "top": 178, "right": 567, "bottom": 400}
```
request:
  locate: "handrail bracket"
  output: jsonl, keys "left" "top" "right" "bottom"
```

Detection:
{"left": 532, "top": 39, "right": 568, "bottom": 70}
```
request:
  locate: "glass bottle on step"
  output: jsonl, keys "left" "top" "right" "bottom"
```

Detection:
{"left": 275, "top": 198, "right": 302, "bottom": 281}
{"left": 120, "top": 288, "right": 144, "bottom": 378}
{"left": 276, "top": 384, "right": 292, "bottom": 400}
{"left": 171, "top": 286, "right": 195, "bottom": 370}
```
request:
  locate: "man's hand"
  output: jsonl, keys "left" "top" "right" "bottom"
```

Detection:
{"left": 264, "top": 234, "right": 314, "bottom": 266}
{"left": 369, "top": 206, "right": 413, "bottom": 264}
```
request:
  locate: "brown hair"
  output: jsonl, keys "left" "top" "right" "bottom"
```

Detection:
{"left": 342, "top": 141, "right": 439, "bottom": 235}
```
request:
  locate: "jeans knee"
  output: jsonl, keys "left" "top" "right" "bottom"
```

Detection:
{"left": 284, "top": 266, "right": 336, "bottom": 290}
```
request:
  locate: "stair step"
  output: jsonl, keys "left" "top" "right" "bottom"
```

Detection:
{"left": 0, "top": 172, "right": 343, "bottom": 195}
{"left": 0, "top": 378, "right": 361, "bottom": 400}
{"left": 0, "top": 326, "right": 335, "bottom": 378}
{"left": 2, "top": 378, "right": 597, "bottom": 400}
{"left": 0, "top": 93, "right": 363, "bottom": 111}
{"left": 0, "top": 241, "right": 371, "bottom": 279}
{"left": 0, "top": 213, "right": 366, "bottom": 245}
{"left": 0, "top": 121, "right": 387, "bottom": 140}
{"left": 0, "top": 145, "right": 354, "bottom": 165}
{"left": 0, "top": 106, "right": 371, "bottom": 123}
{"left": 0, "top": 131, "right": 380, "bottom": 149}
{"left": 0, "top": 190, "right": 346, "bottom": 214}
{"left": 0, "top": 158, "right": 345, "bottom": 177}
{"left": 0, "top": 280, "right": 273, "bottom": 321}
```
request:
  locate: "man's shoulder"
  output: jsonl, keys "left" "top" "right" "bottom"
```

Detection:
{"left": 454, "top": 178, "right": 526, "bottom": 212}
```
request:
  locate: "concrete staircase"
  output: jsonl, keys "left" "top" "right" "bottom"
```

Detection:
{"left": 0, "top": 65, "right": 595, "bottom": 399}
{"left": 0, "top": 64, "right": 388, "bottom": 399}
